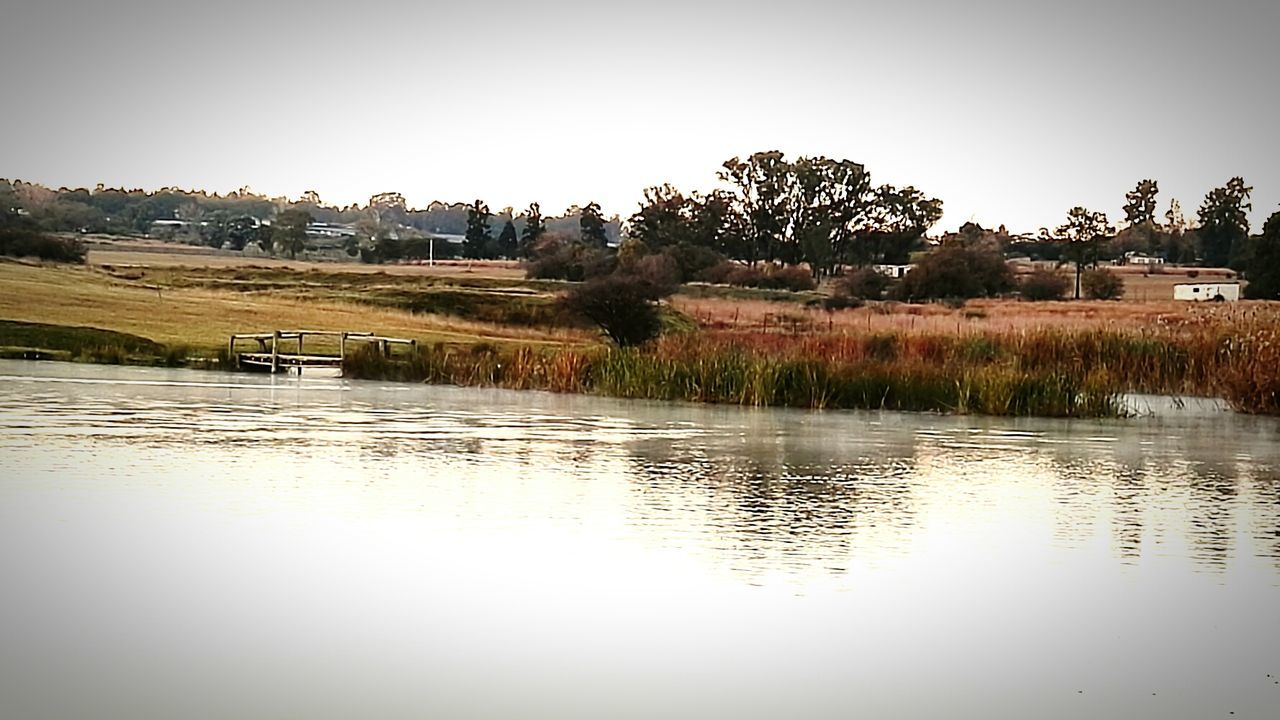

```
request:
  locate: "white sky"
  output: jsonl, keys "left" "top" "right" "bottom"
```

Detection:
{"left": 2, "top": 0, "right": 1277, "bottom": 232}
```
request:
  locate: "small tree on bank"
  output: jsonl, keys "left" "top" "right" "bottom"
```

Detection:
{"left": 562, "top": 274, "right": 670, "bottom": 347}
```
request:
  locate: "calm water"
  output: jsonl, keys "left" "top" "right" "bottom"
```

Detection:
{"left": 1, "top": 359, "right": 1278, "bottom": 719}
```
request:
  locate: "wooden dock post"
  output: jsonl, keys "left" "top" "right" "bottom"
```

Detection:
{"left": 271, "top": 330, "right": 280, "bottom": 374}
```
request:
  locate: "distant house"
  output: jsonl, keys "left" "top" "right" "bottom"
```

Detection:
{"left": 305, "top": 222, "right": 357, "bottom": 239}
{"left": 1174, "top": 283, "right": 1240, "bottom": 302}
{"left": 1124, "top": 251, "right": 1165, "bottom": 266}
{"left": 871, "top": 264, "right": 913, "bottom": 279}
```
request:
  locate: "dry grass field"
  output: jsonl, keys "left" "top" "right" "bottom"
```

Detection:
{"left": 0, "top": 260, "right": 582, "bottom": 355}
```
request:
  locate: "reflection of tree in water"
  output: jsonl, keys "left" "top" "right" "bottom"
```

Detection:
{"left": 624, "top": 432, "right": 918, "bottom": 579}
{"left": 1248, "top": 467, "right": 1280, "bottom": 569}
{"left": 1044, "top": 418, "right": 1280, "bottom": 572}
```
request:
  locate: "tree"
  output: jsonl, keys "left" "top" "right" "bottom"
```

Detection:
{"left": 271, "top": 209, "right": 311, "bottom": 259}
{"left": 1198, "top": 177, "right": 1252, "bottom": 268}
{"left": 520, "top": 202, "right": 545, "bottom": 257}
{"left": 579, "top": 201, "right": 608, "bottom": 247}
{"left": 720, "top": 151, "right": 791, "bottom": 264}
{"left": 561, "top": 274, "right": 670, "bottom": 347}
{"left": 497, "top": 219, "right": 518, "bottom": 259}
{"left": 1243, "top": 210, "right": 1280, "bottom": 299}
{"left": 628, "top": 184, "right": 692, "bottom": 249}
{"left": 1046, "top": 207, "right": 1113, "bottom": 299}
{"left": 224, "top": 215, "right": 258, "bottom": 251}
{"left": 1123, "top": 179, "right": 1160, "bottom": 227}
{"left": 464, "top": 199, "right": 492, "bottom": 259}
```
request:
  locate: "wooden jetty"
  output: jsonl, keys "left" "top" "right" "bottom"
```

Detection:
{"left": 228, "top": 330, "right": 416, "bottom": 374}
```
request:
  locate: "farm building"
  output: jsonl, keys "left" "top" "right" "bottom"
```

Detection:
{"left": 871, "top": 264, "right": 913, "bottom": 279}
{"left": 1173, "top": 283, "right": 1240, "bottom": 302}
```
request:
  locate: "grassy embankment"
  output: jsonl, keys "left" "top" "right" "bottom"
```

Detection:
{"left": 0, "top": 260, "right": 589, "bottom": 367}
{"left": 3, "top": 258, "right": 1277, "bottom": 417}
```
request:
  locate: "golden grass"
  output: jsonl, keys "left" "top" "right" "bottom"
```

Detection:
{"left": 0, "top": 262, "right": 585, "bottom": 354}
{"left": 672, "top": 294, "right": 1267, "bottom": 336}
{"left": 86, "top": 244, "right": 525, "bottom": 279}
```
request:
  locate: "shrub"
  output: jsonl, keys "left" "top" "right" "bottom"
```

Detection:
{"left": 834, "top": 268, "right": 890, "bottom": 300}
{"left": 1018, "top": 268, "right": 1070, "bottom": 301}
{"left": 713, "top": 263, "right": 817, "bottom": 292}
{"left": 0, "top": 228, "right": 87, "bottom": 263}
{"left": 1082, "top": 268, "right": 1124, "bottom": 300}
{"left": 661, "top": 243, "right": 725, "bottom": 283}
{"left": 631, "top": 253, "right": 681, "bottom": 296}
{"left": 561, "top": 275, "right": 670, "bottom": 347}
{"left": 763, "top": 265, "right": 817, "bottom": 291}
{"left": 525, "top": 237, "right": 615, "bottom": 281}
{"left": 893, "top": 246, "right": 1013, "bottom": 302}
{"left": 698, "top": 260, "right": 737, "bottom": 285}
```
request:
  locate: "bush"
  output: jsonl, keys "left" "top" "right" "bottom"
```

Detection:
{"left": 562, "top": 275, "right": 668, "bottom": 347}
{"left": 834, "top": 268, "right": 890, "bottom": 300}
{"left": 0, "top": 228, "right": 87, "bottom": 263}
{"left": 631, "top": 253, "right": 681, "bottom": 296}
{"left": 893, "top": 246, "right": 1013, "bottom": 302}
{"left": 1082, "top": 268, "right": 1125, "bottom": 300}
{"left": 525, "top": 236, "right": 616, "bottom": 281}
{"left": 661, "top": 243, "right": 725, "bottom": 283}
{"left": 1018, "top": 269, "right": 1070, "bottom": 301}
{"left": 710, "top": 263, "right": 817, "bottom": 292}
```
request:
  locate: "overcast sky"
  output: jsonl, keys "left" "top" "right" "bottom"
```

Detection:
{"left": 2, "top": 0, "right": 1276, "bottom": 232}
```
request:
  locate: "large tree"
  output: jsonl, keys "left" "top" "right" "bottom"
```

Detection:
{"left": 1243, "top": 210, "right": 1280, "bottom": 299}
{"left": 719, "top": 151, "right": 791, "bottom": 264}
{"left": 464, "top": 199, "right": 492, "bottom": 259}
{"left": 1046, "top": 207, "right": 1113, "bottom": 299}
{"left": 1123, "top": 179, "right": 1160, "bottom": 226}
{"left": 1198, "top": 177, "right": 1252, "bottom": 268}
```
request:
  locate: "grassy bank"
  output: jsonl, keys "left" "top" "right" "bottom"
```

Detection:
{"left": 0, "top": 320, "right": 191, "bottom": 365}
{"left": 4, "top": 259, "right": 1277, "bottom": 417}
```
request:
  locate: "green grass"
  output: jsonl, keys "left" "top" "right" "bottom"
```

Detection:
{"left": 0, "top": 319, "right": 189, "bottom": 366}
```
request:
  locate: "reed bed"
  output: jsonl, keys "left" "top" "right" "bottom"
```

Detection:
{"left": 343, "top": 311, "right": 1280, "bottom": 417}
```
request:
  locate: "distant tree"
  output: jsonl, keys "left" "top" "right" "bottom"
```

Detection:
{"left": 497, "top": 219, "right": 518, "bottom": 258}
{"left": 628, "top": 184, "right": 692, "bottom": 249}
{"left": 519, "top": 202, "right": 546, "bottom": 257}
{"left": 464, "top": 199, "right": 492, "bottom": 259}
{"left": 224, "top": 215, "right": 258, "bottom": 251}
{"left": 1243, "top": 210, "right": 1280, "bottom": 299}
{"left": 579, "top": 201, "right": 608, "bottom": 248}
{"left": 719, "top": 151, "right": 791, "bottom": 264}
{"left": 1198, "top": 177, "right": 1252, "bottom": 268}
{"left": 272, "top": 209, "right": 311, "bottom": 259}
{"left": 1123, "top": 179, "right": 1160, "bottom": 227}
{"left": 1046, "top": 207, "right": 1113, "bottom": 299}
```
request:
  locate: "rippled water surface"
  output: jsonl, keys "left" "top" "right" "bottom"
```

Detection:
{"left": 1, "top": 359, "right": 1278, "bottom": 719}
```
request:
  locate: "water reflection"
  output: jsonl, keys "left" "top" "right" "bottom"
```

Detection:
{"left": 4, "top": 361, "right": 1280, "bottom": 720}
{"left": 3, "top": 361, "right": 1279, "bottom": 579}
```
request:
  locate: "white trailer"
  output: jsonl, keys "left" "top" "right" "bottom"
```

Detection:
{"left": 1173, "top": 283, "right": 1241, "bottom": 301}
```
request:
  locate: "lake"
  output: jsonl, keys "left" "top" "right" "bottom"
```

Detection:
{"left": 1, "top": 359, "right": 1277, "bottom": 719}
